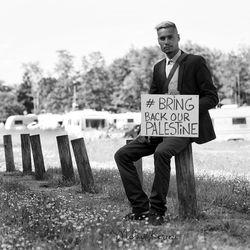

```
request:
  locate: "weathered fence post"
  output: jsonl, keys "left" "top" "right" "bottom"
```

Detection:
{"left": 30, "top": 134, "right": 46, "bottom": 180}
{"left": 3, "top": 134, "right": 15, "bottom": 172}
{"left": 71, "top": 138, "right": 94, "bottom": 192}
{"left": 21, "top": 134, "right": 32, "bottom": 174}
{"left": 126, "top": 139, "right": 143, "bottom": 186}
{"left": 175, "top": 143, "right": 198, "bottom": 219}
{"left": 56, "top": 135, "right": 75, "bottom": 181}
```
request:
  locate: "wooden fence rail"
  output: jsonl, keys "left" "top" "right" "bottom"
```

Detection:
{"left": 3, "top": 134, "right": 15, "bottom": 172}
{"left": 21, "top": 134, "right": 32, "bottom": 174}
{"left": 175, "top": 143, "right": 197, "bottom": 219}
{"left": 125, "top": 139, "right": 197, "bottom": 219}
{"left": 56, "top": 135, "right": 75, "bottom": 182}
{"left": 2, "top": 132, "right": 197, "bottom": 218}
{"left": 30, "top": 134, "right": 46, "bottom": 180}
{"left": 71, "top": 138, "right": 95, "bottom": 193}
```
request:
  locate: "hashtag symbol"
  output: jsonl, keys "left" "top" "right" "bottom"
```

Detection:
{"left": 146, "top": 98, "right": 155, "bottom": 108}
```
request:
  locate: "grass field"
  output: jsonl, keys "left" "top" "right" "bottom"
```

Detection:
{"left": 0, "top": 128, "right": 250, "bottom": 249}
{"left": 0, "top": 128, "right": 249, "bottom": 180}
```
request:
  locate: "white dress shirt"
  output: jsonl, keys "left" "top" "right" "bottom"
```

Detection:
{"left": 165, "top": 50, "right": 181, "bottom": 95}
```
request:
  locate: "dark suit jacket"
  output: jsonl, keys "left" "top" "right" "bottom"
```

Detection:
{"left": 149, "top": 52, "right": 219, "bottom": 144}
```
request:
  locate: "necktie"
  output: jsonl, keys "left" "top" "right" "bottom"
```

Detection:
{"left": 166, "top": 60, "right": 173, "bottom": 77}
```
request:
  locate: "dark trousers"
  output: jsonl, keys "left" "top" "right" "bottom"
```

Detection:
{"left": 114, "top": 136, "right": 190, "bottom": 215}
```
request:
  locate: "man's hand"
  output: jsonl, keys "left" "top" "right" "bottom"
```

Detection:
{"left": 135, "top": 135, "right": 151, "bottom": 144}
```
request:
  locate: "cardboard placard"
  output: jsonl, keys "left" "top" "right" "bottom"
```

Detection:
{"left": 141, "top": 94, "right": 199, "bottom": 137}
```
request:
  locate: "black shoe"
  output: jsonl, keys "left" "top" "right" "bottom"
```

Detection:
{"left": 124, "top": 211, "right": 149, "bottom": 221}
{"left": 149, "top": 213, "right": 165, "bottom": 226}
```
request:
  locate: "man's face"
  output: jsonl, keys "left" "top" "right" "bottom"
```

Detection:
{"left": 157, "top": 27, "right": 180, "bottom": 58}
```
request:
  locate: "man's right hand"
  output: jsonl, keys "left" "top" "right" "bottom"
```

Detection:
{"left": 135, "top": 135, "right": 151, "bottom": 144}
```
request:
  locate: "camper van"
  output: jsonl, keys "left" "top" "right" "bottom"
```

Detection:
{"left": 110, "top": 112, "right": 141, "bottom": 130}
{"left": 5, "top": 114, "right": 38, "bottom": 130}
{"left": 209, "top": 105, "right": 250, "bottom": 141}
{"left": 63, "top": 109, "right": 110, "bottom": 139}
{"left": 37, "top": 113, "right": 64, "bottom": 130}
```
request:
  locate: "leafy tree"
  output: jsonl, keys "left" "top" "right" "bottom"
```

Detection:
{"left": 2, "top": 42, "right": 248, "bottom": 115}
{"left": 22, "top": 62, "right": 43, "bottom": 113}
{"left": 237, "top": 47, "right": 250, "bottom": 104}
{"left": 16, "top": 72, "right": 34, "bottom": 113}
{"left": 80, "top": 68, "right": 112, "bottom": 111}
{"left": 182, "top": 41, "right": 227, "bottom": 103}
{"left": 38, "top": 77, "right": 58, "bottom": 112}
{"left": 108, "top": 57, "right": 131, "bottom": 111}
{"left": 0, "top": 88, "right": 25, "bottom": 120}
{"left": 109, "top": 46, "right": 162, "bottom": 111}
{"left": 52, "top": 50, "right": 75, "bottom": 112}
{"left": 78, "top": 52, "right": 112, "bottom": 111}
{"left": 82, "top": 51, "right": 105, "bottom": 71}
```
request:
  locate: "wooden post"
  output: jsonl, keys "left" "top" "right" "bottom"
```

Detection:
{"left": 21, "top": 134, "right": 32, "bottom": 174}
{"left": 126, "top": 139, "right": 143, "bottom": 186}
{"left": 175, "top": 143, "right": 197, "bottom": 219}
{"left": 3, "top": 135, "right": 15, "bottom": 172}
{"left": 30, "top": 134, "right": 46, "bottom": 180}
{"left": 56, "top": 135, "right": 75, "bottom": 181}
{"left": 71, "top": 138, "right": 94, "bottom": 193}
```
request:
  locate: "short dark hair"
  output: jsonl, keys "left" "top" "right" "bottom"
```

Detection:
{"left": 155, "top": 21, "right": 178, "bottom": 33}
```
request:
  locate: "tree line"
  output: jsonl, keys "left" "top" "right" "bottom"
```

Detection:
{"left": 1, "top": 41, "right": 250, "bottom": 121}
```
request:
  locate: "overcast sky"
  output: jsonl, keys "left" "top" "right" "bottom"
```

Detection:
{"left": 1, "top": 0, "right": 250, "bottom": 85}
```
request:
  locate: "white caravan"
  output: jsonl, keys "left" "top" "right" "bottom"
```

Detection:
{"left": 63, "top": 109, "right": 110, "bottom": 139}
{"left": 209, "top": 105, "right": 250, "bottom": 141}
{"left": 5, "top": 114, "right": 38, "bottom": 130}
{"left": 37, "top": 113, "right": 64, "bottom": 130}
{"left": 110, "top": 112, "right": 141, "bottom": 130}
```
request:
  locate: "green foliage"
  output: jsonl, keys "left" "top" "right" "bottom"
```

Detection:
{"left": 22, "top": 62, "right": 43, "bottom": 113}
{"left": 237, "top": 48, "right": 250, "bottom": 104}
{"left": 0, "top": 91, "right": 25, "bottom": 119}
{"left": 182, "top": 42, "right": 250, "bottom": 105}
{"left": 48, "top": 82, "right": 73, "bottom": 113}
{"left": 55, "top": 50, "right": 75, "bottom": 79}
{"left": 76, "top": 52, "right": 113, "bottom": 111}
{"left": 109, "top": 57, "right": 132, "bottom": 111}
{"left": 109, "top": 46, "right": 162, "bottom": 111}
{"left": 16, "top": 72, "right": 34, "bottom": 113}
{"left": 78, "top": 66, "right": 112, "bottom": 111}
{"left": 3, "top": 43, "right": 250, "bottom": 113}
{"left": 0, "top": 82, "right": 25, "bottom": 120}
{"left": 38, "top": 77, "right": 58, "bottom": 112}
{"left": 49, "top": 50, "right": 75, "bottom": 112}
{"left": 183, "top": 41, "right": 227, "bottom": 100}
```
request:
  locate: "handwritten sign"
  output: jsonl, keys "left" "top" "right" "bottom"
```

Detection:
{"left": 141, "top": 94, "right": 199, "bottom": 137}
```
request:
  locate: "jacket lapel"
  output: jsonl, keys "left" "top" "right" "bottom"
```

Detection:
{"left": 177, "top": 57, "right": 187, "bottom": 93}
{"left": 159, "top": 59, "right": 167, "bottom": 92}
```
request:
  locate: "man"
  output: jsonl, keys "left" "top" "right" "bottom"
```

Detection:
{"left": 114, "top": 21, "right": 218, "bottom": 225}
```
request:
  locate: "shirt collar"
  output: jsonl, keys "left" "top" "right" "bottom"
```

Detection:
{"left": 166, "top": 50, "right": 181, "bottom": 64}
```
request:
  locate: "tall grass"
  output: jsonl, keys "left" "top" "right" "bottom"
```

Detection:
{"left": 1, "top": 137, "right": 250, "bottom": 249}
{"left": 44, "top": 167, "right": 250, "bottom": 214}
{"left": 1, "top": 167, "right": 249, "bottom": 249}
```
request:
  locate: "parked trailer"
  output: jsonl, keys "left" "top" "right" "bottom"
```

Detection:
{"left": 5, "top": 114, "right": 38, "bottom": 130}
{"left": 109, "top": 112, "right": 141, "bottom": 130}
{"left": 209, "top": 105, "right": 250, "bottom": 141}
{"left": 37, "top": 113, "right": 64, "bottom": 130}
{"left": 63, "top": 109, "right": 110, "bottom": 139}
